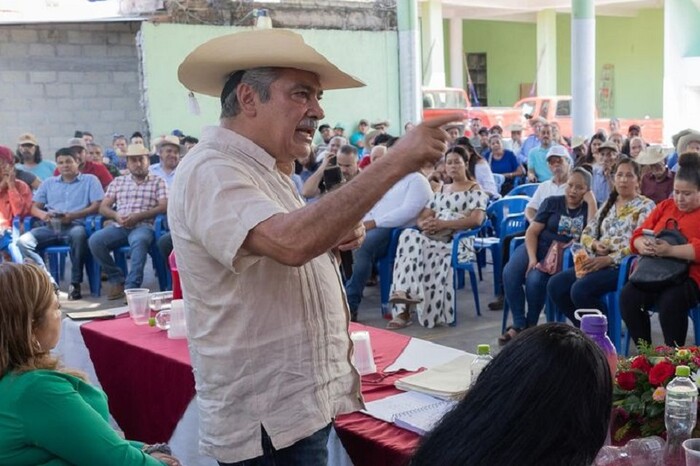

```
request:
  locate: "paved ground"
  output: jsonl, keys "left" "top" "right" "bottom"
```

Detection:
{"left": 59, "top": 256, "right": 669, "bottom": 357}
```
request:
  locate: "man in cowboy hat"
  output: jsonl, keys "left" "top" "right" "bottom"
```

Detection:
{"left": 171, "top": 28, "right": 455, "bottom": 465}
{"left": 149, "top": 135, "right": 181, "bottom": 187}
{"left": 53, "top": 137, "right": 114, "bottom": 190}
{"left": 592, "top": 140, "right": 620, "bottom": 204}
{"left": 17, "top": 147, "right": 103, "bottom": 300}
{"left": 637, "top": 146, "right": 674, "bottom": 204}
{"left": 371, "top": 119, "right": 389, "bottom": 132}
{"left": 88, "top": 143, "right": 168, "bottom": 300}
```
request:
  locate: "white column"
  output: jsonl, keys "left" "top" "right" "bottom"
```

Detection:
{"left": 421, "top": 0, "right": 446, "bottom": 88}
{"left": 536, "top": 9, "right": 557, "bottom": 96}
{"left": 449, "top": 18, "right": 464, "bottom": 89}
{"left": 398, "top": 0, "right": 422, "bottom": 127}
{"left": 571, "top": 0, "right": 595, "bottom": 139}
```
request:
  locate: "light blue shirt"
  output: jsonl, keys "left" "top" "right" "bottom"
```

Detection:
{"left": 16, "top": 160, "right": 56, "bottom": 181}
{"left": 149, "top": 163, "right": 176, "bottom": 187}
{"left": 592, "top": 165, "right": 611, "bottom": 205}
{"left": 527, "top": 145, "right": 553, "bottom": 182}
{"left": 34, "top": 173, "right": 104, "bottom": 220}
{"left": 518, "top": 134, "right": 539, "bottom": 164}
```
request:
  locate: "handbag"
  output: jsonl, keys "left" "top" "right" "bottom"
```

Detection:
{"left": 629, "top": 219, "right": 690, "bottom": 291}
{"left": 535, "top": 240, "right": 572, "bottom": 275}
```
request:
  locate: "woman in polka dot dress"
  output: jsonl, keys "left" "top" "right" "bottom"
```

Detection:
{"left": 387, "top": 146, "right": 488, "bottom": 329}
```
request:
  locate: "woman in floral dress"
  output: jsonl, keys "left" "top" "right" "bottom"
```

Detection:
{"left": 547, "top": 158, "right": 655, "bottom": 324}
{"left": 387, "top": 146, "right": 488, "bottom": 329}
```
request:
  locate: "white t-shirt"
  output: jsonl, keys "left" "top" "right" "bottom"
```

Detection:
{"left": 527, "top": 179, "right": 567, "bottom": 211}
{"left": 363, "top": 172, "right": 433, "bottom": 228}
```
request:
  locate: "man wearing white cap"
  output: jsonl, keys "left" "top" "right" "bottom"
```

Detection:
{"left": 171, "top": 29, "right": 455, "bottom": 465}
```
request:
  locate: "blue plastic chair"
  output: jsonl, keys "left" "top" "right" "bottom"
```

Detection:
{"left": 485, "top": 196, "right": 530, "bottom": 238}
{"left": 505, "top": 183, "right": 539, "bottom": 198}
{"left": 451, "top": 226, "right": 485, "bottom": 324}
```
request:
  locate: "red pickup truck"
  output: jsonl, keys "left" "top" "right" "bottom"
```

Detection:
{"left": 422, "top": 87, "right": 522, "bottom": 135}
{"left": 513, "top": 95, "right": 663, "bottom": 144}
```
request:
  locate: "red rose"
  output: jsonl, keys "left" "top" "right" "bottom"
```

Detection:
{"left": 631, "top": 356, "right": 653, "bottom": 374}
{"left": 649, "top": 360, "right": 676, "bottom": 386}
{"left": 655, "top": 345, "right": 672, "bottom": 355}
{"left": 616, "top": 371, "right": 637, "bottom": 391}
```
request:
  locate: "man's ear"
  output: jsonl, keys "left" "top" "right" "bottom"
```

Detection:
{"left": 236, "top": 83, "right": 258, "bottom": 117}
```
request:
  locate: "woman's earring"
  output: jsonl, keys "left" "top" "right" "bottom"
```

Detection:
{"left": 32, "top": 338, "right": 42, "bottom": 353}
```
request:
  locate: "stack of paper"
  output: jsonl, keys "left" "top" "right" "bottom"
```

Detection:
{"left": 363, "top": 391, "right": 457, "bottom": 436}
{"left": 394, "top": 354, "right": 475, "bottom": 400}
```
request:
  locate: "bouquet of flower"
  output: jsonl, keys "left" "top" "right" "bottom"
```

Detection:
{"left": 613, "top": 342, "right": 700, "bottom": 441}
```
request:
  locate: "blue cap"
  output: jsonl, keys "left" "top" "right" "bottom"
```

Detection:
{"left": 171, "top": 129, "right": 184, "bottom": 137}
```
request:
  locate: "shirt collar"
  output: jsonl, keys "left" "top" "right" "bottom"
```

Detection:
{"left": 200, "top": 126, "right": 277, "bottom": 171}
{"left": 58, "top": 173, "right": 82, "bottom": 184}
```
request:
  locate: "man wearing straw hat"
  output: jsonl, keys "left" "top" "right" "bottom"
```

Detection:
{"left": 88, "top": 143, "right": 168, "bottom": 300}
{"left": 171, "top": 28, "right": 456, "bottom": 465}
{"left": 637, "top": 146, "right": 675, "bottom": 204}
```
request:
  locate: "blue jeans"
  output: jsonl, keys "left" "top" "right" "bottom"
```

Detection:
{"left": 502, "top": 243, "right": 551, "bottom": 329}
{"left": 218, "top": 424, "right": 331, "bottom": 466}
{"left": 344, "top": 227, "right": 392, "bottom": 312}
{"left": 17, "top": 224, "right": 88, "bottom": 284}
{"left": 88, "top": 224, "right": 154, "bottom": 289}
{"left": 547, "top": 266, "right": 619, "bottom": 326}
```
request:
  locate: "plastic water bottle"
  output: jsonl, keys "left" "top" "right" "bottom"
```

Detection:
{"left": 577, "top": 310, "right": 618, "bottom": 377}
{"left": 663, "top": 365, "right": 698, "bottom": 466}
{"left": 593, "top": 436, "right": 665, "bottom": 466}
{"left": 470, "top": 344, "right": 492, "bottom": 382}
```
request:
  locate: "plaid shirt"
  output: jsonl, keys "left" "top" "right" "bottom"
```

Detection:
{"left": 105, "top": 174, "right": 168, "bottom": 225}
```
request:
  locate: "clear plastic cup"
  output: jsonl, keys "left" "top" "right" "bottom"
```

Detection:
{"left": 684, "top": 438, "right": 700, "bottom": 466}
{"left": 350, "top": 331, "right": 377, "bottom": 375}
{"left": 125, "top": 288, "right": 150, "bottom": 325}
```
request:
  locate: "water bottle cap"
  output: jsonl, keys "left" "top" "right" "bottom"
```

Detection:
{"left": 677, "top": 365, "right": 691, "bottom": 377}
{"left": 477, "top": 344, "right": 490, "bottom": 355}
{"left": 579, "top": 314, "right": 608, "bottom": 334}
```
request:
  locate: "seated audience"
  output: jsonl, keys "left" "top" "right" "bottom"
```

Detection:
{"left": 88, "top": 144, "right": 168, "bottom": 300}
{"left": 0, "top": 262, "right": 181, "bottom": 465}
{"left": 628, "top": 136, "right": 645, "bottom": 159}
{"left": 17, "top": 148, "right": 103, "bottom": 300}
{"left": 387, "top": 146, "right": 487, "bottom": 329}
{"left": 0, "top": 146, "right": 32, "bottom": 262}
{"left": 621, "top": 152, "right": 700, "bottom": 348}
{"left": 15, "top": 133, "right": 55, "bottom": 181}
{"left": 548, "top": 159, "right": 654, "bottom": 324}
{"left": 411, "top": 324, "right": 612, "bottom": 466}
{"left": 301, "top": 144, "right": 359, "bottom": 200}
{"left": 518, "top": 117, "right": 544, "bottom": 165}
{"left": 500, "top": 168, "right": 592, "bottom": 344}
{"left": 149, "top": 135, "right": 181, "bottom": 187}
{"left": 526, "top": 123, "right": 555, "bottom": 183}
{"left": 578, "top": 132, "right": 605, "bottom": 167}
{"left": 637, "top": 146, "right": 674, "bottom": 204}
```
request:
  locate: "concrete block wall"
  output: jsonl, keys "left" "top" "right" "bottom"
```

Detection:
{"left": 0, "top": 22, "right": 145, "bottom": 160}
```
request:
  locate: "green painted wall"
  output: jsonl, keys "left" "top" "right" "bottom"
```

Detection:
{"left": 460, "top": 20, "right": 537, "bottom": 106}
{"left": 449, "top": 10, "right": 663, "bottom": 117}
{"left": 557, "top": 9, "right": 663, "bottom": 118}
{"left": 140, "top": 23, "right": 400, "bottom": 140}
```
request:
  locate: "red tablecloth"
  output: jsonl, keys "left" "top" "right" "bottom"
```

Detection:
{"left": 80, "top": 318, "right": 421, "bottom": 463}
{"left": 81, "top": 314, "right": 195, "bottom": 444}
{"left": 334, "top": 323, "right": 421, "bottom": 466}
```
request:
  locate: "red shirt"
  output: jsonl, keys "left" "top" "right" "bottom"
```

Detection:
{"left": 631, "top": 199, "right": 700, "bottom": 287}
{"left": 641, "top": 170, "right": 674, "bottom": 205}
{"left": 0, "top": 180, "right": 32, "bottom": 230}
{"left": 54, "top": 161, "right": 113, "bottom": 190}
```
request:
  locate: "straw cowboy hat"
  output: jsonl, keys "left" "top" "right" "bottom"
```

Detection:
{"left": 371, "top": 119, "right": 390, "bottom": 129}
{"left": 672, "top": 128, "right": 694, "bottom": 149}
{"left": 635, "top": 146, "right": 667, "bottom": 166}
{"left": 178, "top": 29, "right": 365, "bottom": 98}
{"left": 571, "top": 135, "right": 587, "bottom": 149}
{"left": 122, "top": 143, "right": 150, "bottom": 157}
{"left": 598, "top": 140, "right": 619, "bottom": 152}
{"left": 677, "top": 130, "right": 700, "bottom": 154}
{"left": 157, "top": 135, "right": 181, "bottom": 150}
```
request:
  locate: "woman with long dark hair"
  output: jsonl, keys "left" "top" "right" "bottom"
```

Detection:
{"left": 622, "top": 152, "right": 700, "bottom": 347}
{"left": 454, "top": 137, "right": 498, "bottom": 198}
{"left": 411, "top": 324, "right": 612, "bottom": 466}
{"left": 548, "top": 158, "right": 655, "bottom": 324}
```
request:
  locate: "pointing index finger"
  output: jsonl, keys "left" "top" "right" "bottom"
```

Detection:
{"left": 419, "top": 113, "right": 465, "bottom": 129}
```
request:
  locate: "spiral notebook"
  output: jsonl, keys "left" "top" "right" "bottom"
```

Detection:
{"left": 363, "top": 391, "right": 457, "bottom": 436}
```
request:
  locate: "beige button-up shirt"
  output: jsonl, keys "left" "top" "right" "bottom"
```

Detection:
{"left": 168, "top": 126, "right": 362, "bottom": 463}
